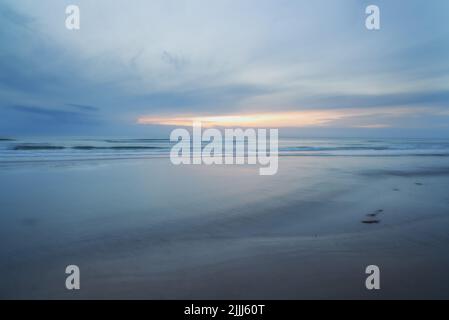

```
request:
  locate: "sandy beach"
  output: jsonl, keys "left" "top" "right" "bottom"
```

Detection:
{"left": 1, "top": 154, "right": 449, "bottom": 299}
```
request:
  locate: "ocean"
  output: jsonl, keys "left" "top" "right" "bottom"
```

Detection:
{"left": 1, "top": 137, "right": 449, "bottom": 165}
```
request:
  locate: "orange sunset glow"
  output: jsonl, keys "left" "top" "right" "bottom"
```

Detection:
{"left": 137, "top": 107, "right": 423, "bottom": 128}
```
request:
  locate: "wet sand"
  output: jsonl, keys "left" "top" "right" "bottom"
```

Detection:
{"left": 1, "top": 156, "right": 449, "bottom": 299}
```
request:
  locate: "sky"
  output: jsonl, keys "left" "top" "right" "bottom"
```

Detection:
{"left": 1, "top": 0, "right": 449, "bottom": 138}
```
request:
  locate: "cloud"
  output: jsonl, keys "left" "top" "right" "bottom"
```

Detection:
{"left": 1, "top": 0, "right": 449, "bottom": 137}
{"left": 352, "top": 124, "right": 391, "bottom": 129}
{"left": 9, "top": 105, "right": 98, "bottom": 125}
{"left": 0, "top": 1, "right": 33, "bottom": 26}
{"left": 161, "top": 51, "right": 189, "bottom": 71}
{"left": 294, "top": 90, "right": 449, "bottom": 110}
{"left": 66, "top": 103, "right": 99, "bottom": 112}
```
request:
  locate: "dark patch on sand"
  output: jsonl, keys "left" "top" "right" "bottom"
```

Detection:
{"left": 362, "top": 168, "right": 449, "bottom": 177}
{"left": 362, "top": 209, "right": 383, "bottom": 224}
{"left": 366, "top": 209, "right": 383, "bottom": 217}
{"left": 362, "top": 219, "right": 380, "bottom": 224}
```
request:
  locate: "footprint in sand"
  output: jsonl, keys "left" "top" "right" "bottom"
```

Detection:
{"left": 366, "top": 209, "right": 383, "bottom": 217}
{"left": 362, "top": 219, "right": 380, "bottom": 224}
{"left": 362, "top": 209, "right": 383, "bottom": 224}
